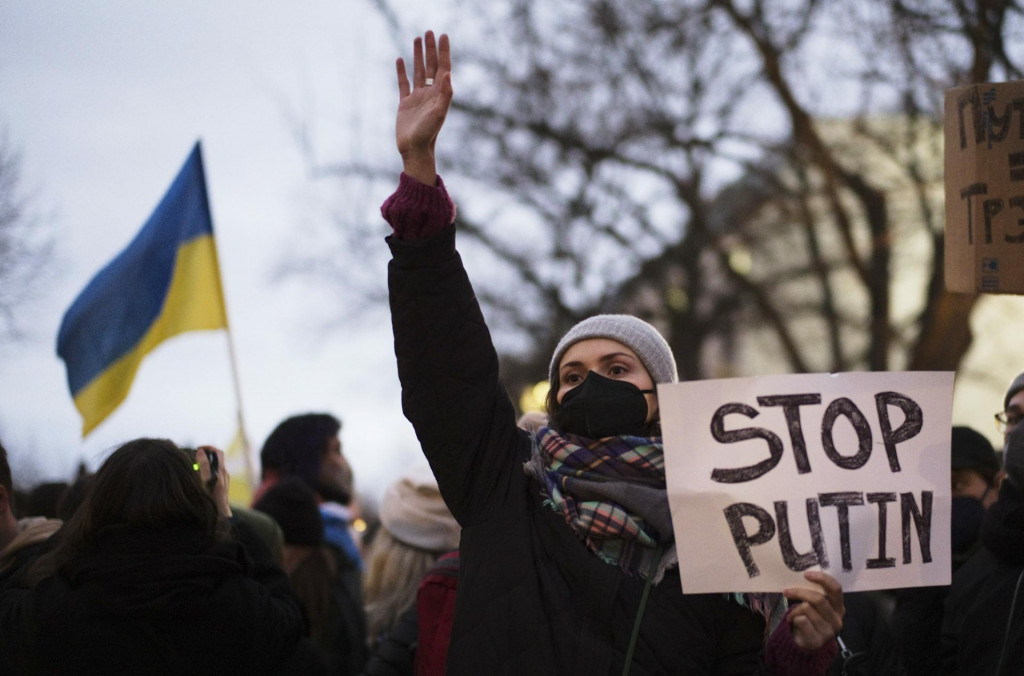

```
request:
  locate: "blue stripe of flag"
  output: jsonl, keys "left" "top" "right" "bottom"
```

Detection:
{"left": 56, "top": 142, "right": 214, "bottom": 395}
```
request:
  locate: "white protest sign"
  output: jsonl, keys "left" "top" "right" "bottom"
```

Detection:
{"left": 659, "top": 371, "right": 953, "bottom": 594}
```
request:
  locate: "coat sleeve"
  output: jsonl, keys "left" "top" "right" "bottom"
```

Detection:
{"left": 228, "top": 519, "right": 312, "bottom": 670}
{"left": 387, "top": 224, "right": 529, "bottom": 527}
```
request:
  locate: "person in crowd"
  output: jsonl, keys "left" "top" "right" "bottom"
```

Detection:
{"left": 256, "top": 413, "right": 367, "bottom": 675}
{"left": 949, "top": 426, "right": 1003, "bottom": 555}
{"left": 892, "top": 425, "right": 1003, "bottom": 675}
{"left": 996, "top": 370, "right": 1024, "bottom": 443}
{"left": 0, "top": 439, "right": 61, "bottom": 589}
{"left": 256, "top": 414, "right": 360, "bottom": 564}
{"left": 360, "top": 464, "right": 460, "bottom": 676}
{"left": 379, "top": 30, "right": 844, "bottom": 675}
{"left": 255, "top": 476, "right": 342, "bottom": 666}
{"left": 941, "top": 422, "right": 1024, "bottom": 675}
{"left": 0, "top": 438, "right": 320, "bottom": 675}
{"left": 232, "top": 502, "right": 286, "bottom": 565}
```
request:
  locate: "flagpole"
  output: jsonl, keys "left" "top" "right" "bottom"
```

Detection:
{"left": 196, "top": 139, "right": 256, "bottom": 493}
{"left": 223, "top": 324, "right": 256, "bottom": 490}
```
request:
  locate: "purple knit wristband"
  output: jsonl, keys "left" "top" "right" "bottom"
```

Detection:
{"left": 762, "top": 616, "right": 838, "bottom": 676}
{"left": 380, "top": 173, "right": 456, "bottom": 240}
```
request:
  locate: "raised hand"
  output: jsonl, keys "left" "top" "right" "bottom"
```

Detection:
{"left": 394, "top": 31, "right": 452, "bottom": 186}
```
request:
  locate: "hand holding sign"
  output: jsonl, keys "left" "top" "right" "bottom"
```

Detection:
{"left": 784, "top": 570, "right": 845, "bottom": 651}
{"left": 660, "top": 371, "right": 953, "bottom": 594}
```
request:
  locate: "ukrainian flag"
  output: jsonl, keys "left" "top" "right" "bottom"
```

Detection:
{"left": 57, "top": 142, "right": 228, "bottom": 436}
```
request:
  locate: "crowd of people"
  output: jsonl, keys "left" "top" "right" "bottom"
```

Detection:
{"left": 0, "top": 417, "right": 461, "bottom": 676}
{"left": 1, "top": 29, "right": 1023, "bottom": 676}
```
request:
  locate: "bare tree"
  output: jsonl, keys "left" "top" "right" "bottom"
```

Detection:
{"left": 709, "top": 0, "right": 1024, "bottom": 374}
{"left": 316, "top": 0, "right": 1023, "bottom": 403}
{"left": 0, "top": 130, "right": 52, "bottom": 340}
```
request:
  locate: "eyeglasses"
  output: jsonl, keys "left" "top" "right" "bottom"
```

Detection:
{"left": 995, "top": 410, "right": 1024, "bottom": 434}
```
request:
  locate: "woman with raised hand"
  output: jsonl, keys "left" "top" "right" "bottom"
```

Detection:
{"left": 381, "top": 30, "right": 844, "bottom": 675}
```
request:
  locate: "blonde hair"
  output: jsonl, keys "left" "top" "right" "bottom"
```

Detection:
{"left": 362, "top": 529, "right": 440, "bottom": 644}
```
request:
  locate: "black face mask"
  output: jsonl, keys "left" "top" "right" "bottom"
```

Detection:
{"left": 950, "top": 494, "right": 987, "bottom": 554}
{"left": 550, "top": 370, "right": 655, "bottom": 439}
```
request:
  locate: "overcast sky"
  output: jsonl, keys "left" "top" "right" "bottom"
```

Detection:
{"left": 5, "top": 2, "right": 1022, "bottom": 509}
{"left": 0, "top": 2, "right": 447, "bottom": 501}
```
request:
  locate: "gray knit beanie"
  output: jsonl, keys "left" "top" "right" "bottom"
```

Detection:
{"left": 1006, "top": 370, "right": 1024, "bottom": 411}
{"left": 548, "top": 315, "right": 679, "bottom": 394}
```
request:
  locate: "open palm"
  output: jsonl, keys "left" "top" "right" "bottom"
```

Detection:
{"left": 394, "top": 31, "right": 452, "bottom": 184}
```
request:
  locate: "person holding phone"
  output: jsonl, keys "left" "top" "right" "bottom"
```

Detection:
{"left": 0, "top": 438, "right": 321, "bottom": 675}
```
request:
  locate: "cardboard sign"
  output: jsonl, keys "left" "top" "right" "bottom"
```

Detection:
{"left": 659, "top": 372, "right": 954, "bottom": 594}
{"left": 945, "top": 80, "right": 1024, "bottom": 293}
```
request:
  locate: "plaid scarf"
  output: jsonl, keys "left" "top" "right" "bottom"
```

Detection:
{"left": 524, "top": 427, "right": 786, "bottom": 634}
{"left": 524, "top": 427, "right": 677, "bottom": 582}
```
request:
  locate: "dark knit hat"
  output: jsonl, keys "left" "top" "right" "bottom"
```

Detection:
{"left": 951, "top": 426, "right": 1000, "bottom": 474}
{"left": 1006, "top": 371, "right": 1024, "bottom": 411}
{"left": 548, "top": 315, "right": 678, "bottom": 394}
{"left": 253, "top": 476, "right": 324, "bottom": 547}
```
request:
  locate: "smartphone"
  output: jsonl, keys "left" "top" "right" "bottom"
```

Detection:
{"left": 184, "top": 447, "right": 219, "bottom": 487}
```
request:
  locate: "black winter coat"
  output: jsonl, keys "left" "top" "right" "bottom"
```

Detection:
{"left": 387, "top": 226, "right": 766, "bottom": 675}
{"left": 941, "top": 482, "right": 1024, "bottom": 676}
{"left": 0, "top": 522, "right": 313, "bottom": 676}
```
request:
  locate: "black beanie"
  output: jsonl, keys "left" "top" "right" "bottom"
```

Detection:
{"left": 253, "top": 476, "right": 324, "bottom": 547}
{"left": 951, "top": 426, "right": 1000, "bottom": 475}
